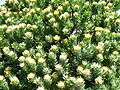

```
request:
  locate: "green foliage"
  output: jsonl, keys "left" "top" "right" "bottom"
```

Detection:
{"left": 0, "top": 0, "right": 120, "bottom": 90}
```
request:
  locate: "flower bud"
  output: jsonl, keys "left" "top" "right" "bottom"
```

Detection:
{"left": 77, "top": 66, "right": 84, "bottom": 73}
{"left": 112, "top": 51, "right": 119, "bottom": 55}
{"left": 46, "top": 12, "right": 53, "bottom": 18}
{"left": 57, "top": 81, "right": 65, "bottom": 89}
{"left": 22, "top": 50, "right": 30, "bottom": 57}
{"left": 49, "top": 18, "right": 56, "bottom": 23}
{"left": 18, "top": 56, "right": 25, "bottom": 62}
{"left": 53, "top": 35, "right": 60, "bottom": 41}
{"left": 92, "top": 2, "right": 98, "bottom": 5}
{"left": 19, "top": 42, "right": 26, "bottom": 50}
{"left": 57, "top": 6, "right": 63, "bottom": 11}
{"left": 73, "top": 12, "right": 79, "bottom": 17}
{"left": 96, "top": 31, "right": 101, "bottom": 36}
{"left": 27, "top": 73, "right": 35, "bottom": 81}
{"left": 101, "top": 66, "right": 110, "bottom": 75}
{"left": 95, "top": 76, "right": 104, "bottom": 84}
{"left": 25, "top": 57, "right": 36, "bottom": 65}
{"left": 25, "top": 32, "right": 33, "bottom": 38}
{"left": 38, "top": 58, "right": 45, "bottom": 64}
{"left": 44, "top": 74, "right": 52, "bottom": 83}
{"left": 96, "top": 42, "right": 104, "bottom": 53}
{"left": 3, "top": 47, "right": 10, "bottom": 55}
{"left": 85, "top": 1, "right": 89, "bottom": 6}
{"left": 84, "top": 33, "right": 92, "bottom": 39}
{"left": 45, "top": 35, "right": 53, "bottom": 42}
{"left": 73, "top": 45, "right": 81, "bottom": 52}
{"left": 107, "top": 3, "right": 113, "bottom": 8}
{"left": 0, "top": 75, "right": 4, "bottom": 81}
{"left": 10, "top": 76, "right": 19, "bottom": 85}
{"left": 74, "top": 5, "right": 80, "bottom": 9}
{"left": 100, "top": 1, "right": 106, "bottom": 5}
{"left": 53, "top": 23, "right": 58, "bottom": 28}
{"left": 116, "top": 19, "right": 120, "bottom": 23}
{"left": 37, "top": 87, "right": 45, "bottom": 90}
{"left": 54, "top": 10, "right": 59, "bottom": 16}
{"left": 82, "top": 69, "right": 91, "bottom": 76}
{"left": 63, "top": 1, "right": 69, "bottom": 6}
{"left": 50, "top": 45, "right": 58, "bottom": 52}
{"left": 48, "top": 52, "right": 56, "bottom": 60}
{"left": 62, "top": 28, "right": 69, "bottom": 34}
{"left": 75, "top": 77, "right": 85, "bottom": 86}
{"left": 51, "top": 72, "right": 58, "bottom": 80}
{"left": 8, "top": 51, "right": 17, "bottom": 58}
{"left": 55, "top": 64, "right": 63, "bottom": 71}
{"left": 69, "top": 35, "right": 77, "bottom": 40}
{"left": 63, "top": 12, "right": 70, "bottom": 19}
{"left": 95, "top": 27, "right": 104, "bottom": 32}
{"left": 32, "top": 25, "right": 37, "bottom": 29}
{"left": 91, "top": 62, "right": 101, "bottom": 68}
{"left": 97, "top": 53, "right": 104, "bottom": 61}
{"left": 60, "top": 53, "right": 67, "bottom": 61}
{"left": 19, "top": 63, "right": 25, "bottom": 67}
{"left": 4, "top": 67, "right": 12, "bottom": 76}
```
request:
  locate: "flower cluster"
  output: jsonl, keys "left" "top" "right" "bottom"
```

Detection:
{"left": 0, "top": 0, "right": 120, "bottom": 90}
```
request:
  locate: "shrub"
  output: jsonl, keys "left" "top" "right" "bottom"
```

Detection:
{"left": 0, "top": 0, "right": 120, "bottom": 90}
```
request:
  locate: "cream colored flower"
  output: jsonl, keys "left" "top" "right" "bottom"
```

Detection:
{"left": 22, "top": 50, "right": 30, "bottom": 57}
{"left": 32, "top": 25, "right": 37, "bottom": 29}
{"left": 91, "top": 62, "right": 101, "bottom": 68}
{"left": 4, "top": 67, "right": 12, "bottom": 76}
{"left": 73, "top": 45, "right": 81, "bottom": 52}
{"left": 74, "top": 4, "right": 80, "bottom": 9}
{"left": 8, "top": 51, "right": 17, "bottom": 59}
{"left": 0, "top": 75, "right": 4, "bottom": 81}
{"left": 63, "top": 12, "right": 70, "bottom": 19}
{"left": 96, "top": 42, "right": 104, "bottom": 52}
{"left": 8, "top": 0, "right": 18, "bottom": 3}
{"left": 19, "top": 63, "right": 25, "bottom": 67}
{"left": 54, "top": 10, "right": 59, "bottom": 16}
{"left": 53, "top": 35, "right": 60, "bottom": 41}
{"left": 27, "top": 73, "right": 35, "bottom": 80}
{"left": 77, "top": 66, "right": 84, "bottom": 73}
{"left": 55, "top": 64, "right": 63, "bottom": 71}
{"left": 25, "top": 32, "right": 33, "bottom": 38}
{"left": 38, "top": 58, "right": 45, "bottom": 64}
{"left": 75, "top": 77, "right": 85, "bottom": 86}
{"left": 83, "top": 69, "right": 91, "bottom": 76}
{"left": 3, "top": 47, "right": 10, "bottom": 55}
{"left": 43, "top": 74, "right": 51, "bottom": 82}
{"left": 57, "top": 81, "right": 65, "bottom": 89}
{"left": 95, "top": 27, "right": 104, "bottom": 32}
{"left": 18, "top": 56, "right": 26, "bottom": 62}
{"left": 100, "top": 1, "right": 106, "bottom": 5}
{"left": 84, "top": 33, "right": 92, "bottom": 39}
{"left": 25, "top": 57, "right": 36, "bottom": 64}
{"left": 50, "top": 45, "right": 58, "bottom": 52}
{"left": 49, "top": 18, "right": 56, "bottom": 23}
{"left": 73, "top": 12, "right": 79, "bottom": 16}
{"left": 96, "top": 31, "right": 101, "bottom": 36}
{"left": 95, "top": 76, "right": 104, "bottom": 84}
{"left": 62, "top": 28, "right": 69, "bottom": 34}
{"left": 37, "top": 87, "right": 45, "bottom": 90}
{"left": 59, "top": 53, "right": 67, "bottom": 61}
{"left": 57, "top": 6, "right": 63, "bottom": 11}
{"left": 112, "top": 51, "right": 119, "bottom": 55}
{"left": 97, "top": 53, "right": 104, "bottom": 61}
{"left": 116, "top": 19, "right": 120, "bottom": 23}
{"left": 53, "top": 23, "right": 58, "bottom": 28}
